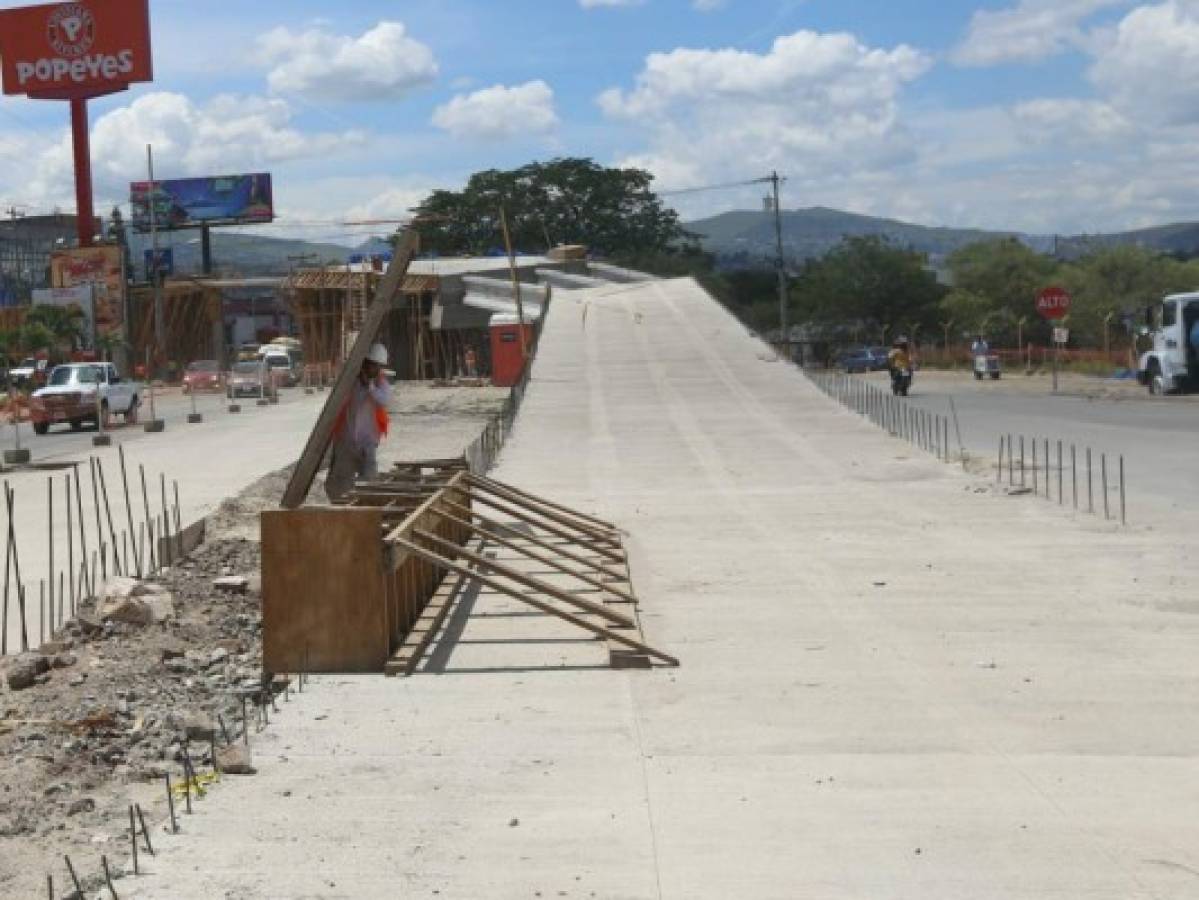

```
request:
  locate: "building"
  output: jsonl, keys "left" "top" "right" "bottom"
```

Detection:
{"left": 0, "top": 214, "right": 96, "bottom": 305}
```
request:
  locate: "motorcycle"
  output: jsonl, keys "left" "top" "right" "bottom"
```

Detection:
{"left": 890, "top": 366, "right": 913, "bottom": 397}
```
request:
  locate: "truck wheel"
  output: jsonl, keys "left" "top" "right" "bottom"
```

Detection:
{"left": 33, "top": 422, "right": 49, "bottom": 436}
{"left": 991, "top": 372, "right": 1000, "bottom": 380}
{"left": 125, "top": 397, "right": 140, "bottom": 425}
{"left": 974, "top": 371, "right": 983, "bottom": 380}
{"left": 69, "top": 418, "right": 83, "bottom": 431}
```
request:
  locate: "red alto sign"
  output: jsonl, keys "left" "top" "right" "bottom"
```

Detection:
{"left": 1036, "top": 286, "right": 1071, "bottom": 320}
{"left": 0, "top": 0, "right": 153, "bottom": 99}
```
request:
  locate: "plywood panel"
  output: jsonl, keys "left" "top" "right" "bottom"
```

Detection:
{"left": 262, "top": 508, "right": 387, "bottom": 672}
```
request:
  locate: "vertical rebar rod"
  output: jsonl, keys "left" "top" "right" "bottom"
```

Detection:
{"left": 1057, "top": 440, "right": 1063, "bottom": 506}
{"left": 1020, "top": 436, "right": 1026, "bottom": 486}
{"left": 2, "top": 482, "right": 9, "bottom": 655}
{"left": 96, "top": 459, "right": 122, "bottom": 576}
{"left": 1072, "top": 445, "right": 1078, "bottom": 510}
{"left": 1102, "top": 454, "right": 1110, "bottom": 520}
{"left": 136, "top": 803, "right": 154, "bottom": 854}
{"left": 1087, "top": 447, "right": 1094, "bottom": 514}
{"left": 1044, "top": 439, "right": 1050, "bottom": 499}
{"left": 160, "top": 473, "right": 170, "bottom": 568}
{"left": 139, "top": 465, "right": 155, "bottom": 573}
{"left": 1008, "top": 433, "right": 1014, "bottom": 485}
{"left": 997, "top": 436, "right": 1004, "bottom": 481}
{"left": 64, "top": 856, "right": 82, "bottom": 896}
{"left": 1120, "top": 456, "right": 1126, "bottom": 526}
{"left": 129, "top": 805, "right": 139, "bottom": 874}
{"left": 101, "top": 855, "right": 118, "bottom": 899}
{"left": 74, "top": 464, "right": 88, "bottom": 598}
{"left": 165, "top": 774, "right": 177, "bottom": 833}
{"left": 47, "top": 477, "right": 53, "bottom": 635}
{"left": 174, "top": 481, "right": 184, "bottom": 562}
{"left": 65, "top": 473, "right": 74, "bottom": 617}
{"left": 118, "top": 446, "right": 140, "bottom": 577}
{"left": 90, "top": 457, "right": 106, "bottom": 581}
{"left": 1032, "top": 440, "right": 1038, "bottom": 495}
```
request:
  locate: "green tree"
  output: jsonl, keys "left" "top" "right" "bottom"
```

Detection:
{"left": 1057, "top": 246, "right": 1188, "bottom": 346}
{"left": 945, "top": 238, "right": 1058, "bottom": 344}
{"left": 24, "top": 304, "right": 86, "bottom": 355}
{"left": 793, "top": 235, "right": 944, "bottom": 337}
{"left": 414, "top": 158, "right": 687, "bottom": 256}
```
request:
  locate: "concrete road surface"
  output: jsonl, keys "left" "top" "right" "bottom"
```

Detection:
{"left": 870, "top": 370, "right": 1199, "bottom": 527}
{"left": 1, "top": 386, "right": 325, "bottom": 655}
{"left": 128, "top": 278, "right": 1199, "bottom": 899}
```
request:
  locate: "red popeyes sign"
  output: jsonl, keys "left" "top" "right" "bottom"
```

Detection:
{"left": 1036, "top": 286, "right": 1071, "bottom": 320}
{"left": 0, "top": 0, "right": 152, "bottom": 98}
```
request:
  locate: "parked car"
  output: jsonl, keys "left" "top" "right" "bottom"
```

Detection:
{"left": 29, "top": 363, "right": 142, "bottom": 434}
{"left": 838, "top": 347, "right": 876, "bottom": 373}
{"left": 11, "top": 356, "right": 49, "bottom": 388}
{"left": 182, "top": 359, "right": 223, "bottom": 393}
{"left": 867, "top": 347, "right": 890, "bottom": 370}
{"left": 262, "top": 351, "right": 298, "bottom": 387}
{"left": 227, "top": 360, "right": 277, "bottom": 399}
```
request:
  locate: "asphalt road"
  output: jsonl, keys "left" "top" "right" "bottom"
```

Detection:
{"left": 865, "top": 370, "right": 1199, "bottom": 527}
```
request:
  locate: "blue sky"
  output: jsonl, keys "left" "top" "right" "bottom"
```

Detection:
{"left": 2, "top": 0, "right": 1198, "bottom": 245}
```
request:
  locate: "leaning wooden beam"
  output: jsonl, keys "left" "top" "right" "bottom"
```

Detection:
{"left": 465, "top": 476, "right": 619, "bottom": 541}
{"left": 394, "top": 535, "right": 679, "bottom": 667}
{"left": 435, "top": 509, "right": 641, "bottom": 605}
{"left": 281, "top": 229, "right": 420, "bottom": 509}
{"left": 447, "top": 488, "right": 625, "bottom": 560}
{"left": 467, "top": 474, "right": 618, "bottom": 531}
{"left": 413, "top": 528, "right": 635, "bottom": 628}
{"left": 440, "top": 498, "right": 628, "bottom": 581}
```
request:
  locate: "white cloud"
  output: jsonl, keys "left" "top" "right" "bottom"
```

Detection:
{"left": 1010, "top": 98, "right": 1131, "bottom": 143}
{"left": 21, "top": 92, "right": 362, "bottom": 213}
{"left": 952, "top": 0, "right": 1130, "bottom": 67}
{"left": 432, "top": 81, "right": 558, "bottom": 139}
{"left": 599, "top": 30, "right": 929, "bottom": 189}
{"left": 260, "top": 22, "right": 437, "bottom": 102}
{"left": 1090, "top": 1, "right": 1199, "bottom": 125}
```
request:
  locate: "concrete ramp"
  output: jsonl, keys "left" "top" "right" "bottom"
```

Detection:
{"left": 133, "top": 277, "right": 1199, "bottom": 898}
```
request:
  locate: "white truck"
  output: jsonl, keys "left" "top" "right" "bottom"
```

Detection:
{"left": 29, "top": 362, "right": 143, "bottom": 434}
{"left": 1137, "top": 292, "right": 1199, "bottom": 395}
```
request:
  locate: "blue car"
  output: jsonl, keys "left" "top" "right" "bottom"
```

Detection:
{"left": 838, "top": 347, "right": 875, "bottom": 373}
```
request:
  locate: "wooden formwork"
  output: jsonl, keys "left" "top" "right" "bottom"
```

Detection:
{"left": 262, "top": 460, "right": 677, "bottom": 675}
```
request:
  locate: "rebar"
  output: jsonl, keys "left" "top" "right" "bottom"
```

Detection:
{"left": 135, "top": 803, "right": 154, "bottom": 854}
{"left": 66, "top": 473, "right": 74, "bottom": 617}
{"left": 165, "top": 773, "right": 178, "bottom": 833}
{"left": 129, "top": 805, "right": 139, "bottom": 874}
{"left": 1072, "top": 445, "right": 1078, "bottom": 510}
{"left": 74, "top": 464, "right": 88, "bottom": 598}
{"left": 1087, "top": 447, "right": 1094, "bottom": 514}
{"left": 1057, "top": 441, "right": 1063, "bottom": 506}
{"left": 1102, "top": 453, "right": 1110, "bottom": 520}
{"left": 1032, "top": 440, "right": 1038, "bottom": 495}
{"left": 1020, "top": 436, "right": 1026, "bottom": 486}
{"left": 139, "top": 464, "right": 155, "bottom": 572}
{"left": 101, "top": 855, "right": 119, "bottom": 898}
{"left": 1120, "top": 456, "right": 1126, "bottom": 525}
{"left": 118, "top": 446, "right": 140, "bottom": 576}
{"left": 63, "top": 855, "right": 82, "bottom": 895}
{"left": 47, "top": 477, "right": 53, "bottom": 635}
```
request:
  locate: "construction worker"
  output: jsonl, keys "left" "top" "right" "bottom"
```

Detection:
{"left": 325, "top": 343, "right": 391, "bottom": 501}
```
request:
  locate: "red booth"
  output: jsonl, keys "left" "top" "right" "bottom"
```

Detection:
{"left": 489, "top": 314, "right": 535, "bottom": 387}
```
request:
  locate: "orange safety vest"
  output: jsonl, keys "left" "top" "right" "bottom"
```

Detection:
{"left": 332, "top": 390, "right": 389, "bottom": 442}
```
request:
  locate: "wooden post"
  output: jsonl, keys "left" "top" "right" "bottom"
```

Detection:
{"left": 499, "top": 206, "right": 528, "bottom": 361}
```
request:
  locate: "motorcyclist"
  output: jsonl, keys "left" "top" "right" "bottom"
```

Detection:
{"left": 971, "top": 335, "right": 989, "bottom": 356}
{"left": 888, "top": 336, "right": 912, "bottom": 395}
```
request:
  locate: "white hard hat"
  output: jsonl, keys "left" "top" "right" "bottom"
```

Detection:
{"left": 367, "top": 343, "right": 389, "bottom": 366}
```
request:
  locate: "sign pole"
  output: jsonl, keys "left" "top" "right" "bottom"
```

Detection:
{"left": 69, "top": 99, "right": 95, "bottom": 247}
{"left": 1053, "top": 336, "right": 1059, "bottom": 394}
{"left": 147, "top": 145, "right": 164, "bottom": 375}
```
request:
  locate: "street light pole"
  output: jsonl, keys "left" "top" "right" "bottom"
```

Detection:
{"left": 770, "top": 171, "right": 787, "bottom": 358}
{"left": 146, "top": 145, "right": 163, "bottom": 377}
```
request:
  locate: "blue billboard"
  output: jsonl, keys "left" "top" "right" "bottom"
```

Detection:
{"left": 130, "top": 173, "right": 274, "bottom": 232}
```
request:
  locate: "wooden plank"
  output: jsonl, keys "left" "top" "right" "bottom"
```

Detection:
{"left": 446, "top": 488, "right": 626, "bottom": 561}
{"left": 385, "top": 562, "right": 471, "bottom": 676}
{"left": 394, "top": 536, "right": 679, "bottom": 667}
{"left": 281, "top": 229, "right": 420, "bottom": 509}
{"left": 468, "top": 474, "right": 618, "bottom": 531}
{"left": 440, "top": 498, "right": 628, "bottom": 580}
{"left": 465, "top": 476, "right": 619, "bottom": 541}
{"left": 435, "top": 508, "right": 641, "bottom": 604}
{"left": 414, "top": 528, "right": 635, "bottom": 628}
{"left": 262, "top": 508, "right": 388, "bottom": 672}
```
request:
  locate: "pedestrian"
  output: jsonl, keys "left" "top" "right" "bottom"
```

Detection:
{"left": 324, "top": 343, "right": 391, "bottom": 501}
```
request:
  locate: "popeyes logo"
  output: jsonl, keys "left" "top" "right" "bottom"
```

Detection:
{"left": 47, "top": 5, "right": 95, "bottom": 57}
{"left": 0, "top": 0, "right": 152, "bottom": 98}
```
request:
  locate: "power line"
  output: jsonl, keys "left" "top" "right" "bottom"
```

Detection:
{"left": 656, "top": 176, "right": 779, "bottom": 197}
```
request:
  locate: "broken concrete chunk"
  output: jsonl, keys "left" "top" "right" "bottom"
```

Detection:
{"left": 216, "top": 743, "right": 255, "bottom": 775}
{"left": 213, "top": 575, "right": 249, "bottom": 594}
{"left": 183, "top": 714, "right": 215, "bottom": 741}
{"left": 4, "top": 653, "right": 50, "bottom": 690}
{"left": 141, "top": 593, "right": 176, "bottom": 624}
{"left": 95, "top": 596, "right": 153, "bottom": 626}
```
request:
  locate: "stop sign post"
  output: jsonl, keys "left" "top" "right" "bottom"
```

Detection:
{"left": 1037, "top": 286, "right": 1071, "bottom": 393}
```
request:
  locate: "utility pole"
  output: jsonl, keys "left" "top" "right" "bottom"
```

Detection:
{"left": 770, "top": 171, "right": 787, "bottom": 358}
{"left": 147, "top": 144, "right": 163, "bottom": 376}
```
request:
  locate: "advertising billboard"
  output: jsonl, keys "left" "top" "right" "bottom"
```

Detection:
{"left": 0, "top": 0, "right": 153, "bottom": 99}
{"left": 32, "top": 285, "right": 95, "bottom": 349}
{"left": 49, "top": 245, "right": 124, "bottom": 334}
{"left": 130, "top": 174, "right": 274, "bottom": 232}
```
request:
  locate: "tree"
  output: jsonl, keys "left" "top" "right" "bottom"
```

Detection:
{"left": 945, "top": 238, "right": 1057, "bottom": 344}
{"left": 793, "top": 235, "right": 944, "bottom": 337}
{"left": 1057, "top": 246, "right": 1189, "bottom": 346}
{"left": 413, "top": 158, "right": 688, "bottom": 257}
{"left": 24, "top": 304, "right": 86, "bottom": 355}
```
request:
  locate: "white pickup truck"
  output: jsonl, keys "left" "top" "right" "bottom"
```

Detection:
{"left": 1137, "top": 292, "right": 1199, "bottom": 394}
{"left": 29, "top": 363, "right": 143, "bottom": 434}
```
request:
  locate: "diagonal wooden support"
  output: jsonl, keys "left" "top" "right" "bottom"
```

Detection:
{"left": 440, "top": 498, "right": 628, "bottom": 581}
{"left": 464, "top": 476, "right": 619, "bottom": 543}
{"left": 394, "top": 535, "right": 679, "bottom": 667}
{"left": 434, "top": 508, "right": 641, "bottom": 604}
{"left": 447, "top": 487, "right": 625, "bottom": 561}
{"left": 466, "top": 474, "right": 618, "bottom": 532}
{"left": 413, "top": 528, "right": 634, "bottom": 628}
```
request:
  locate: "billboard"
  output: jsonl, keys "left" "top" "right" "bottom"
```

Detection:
{"left": 144, "top": 247, "right": 173, "bottom": 280}
{"left": 130, "top": 174, "right": 274, "bottom": 232}
{"left": 0, "top": 0, "right": 153, "bottom": 99}
{"left": 49, "top": 245, "right": 124, "bottom": 334}
{"left": 32, "top": 285, "right": 95, "bottom": 349}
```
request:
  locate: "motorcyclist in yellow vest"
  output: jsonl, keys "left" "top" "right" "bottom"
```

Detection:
{"left": 887, "top": 336, "right": 911, "bottom": 373}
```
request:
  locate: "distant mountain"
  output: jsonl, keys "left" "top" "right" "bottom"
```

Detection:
{"left": 684, "top": 206, "right": 1199, "bottom": 266}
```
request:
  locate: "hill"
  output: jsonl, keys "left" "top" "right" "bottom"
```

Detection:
{"left": 124, "top": 231, "right": 364, "bottom": 277}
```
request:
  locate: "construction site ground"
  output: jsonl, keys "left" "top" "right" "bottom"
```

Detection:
{"left": 0, "top": 382, "right": 508, "bottom": 900}
{"left": 100, "top": 277, "right": 1199, "bottom": 899}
